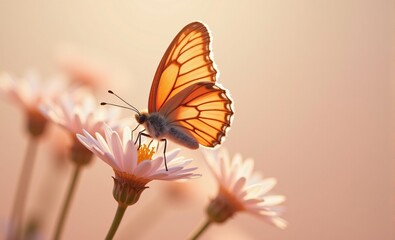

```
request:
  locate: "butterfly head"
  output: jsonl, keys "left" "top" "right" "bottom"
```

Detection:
{"left": 135, "top": 112, "right": 148, "bottom": 124}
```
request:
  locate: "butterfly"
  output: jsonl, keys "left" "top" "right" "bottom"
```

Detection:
{"left": 104, "top": 22, "right": 234, "bottom": 169}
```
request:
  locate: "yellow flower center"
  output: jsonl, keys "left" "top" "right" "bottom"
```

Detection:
{"left": 137, "top": 144, "right": 155, "bottom": 163}
{"left": 112, "top": 144, "right": 156, "bottom": 184}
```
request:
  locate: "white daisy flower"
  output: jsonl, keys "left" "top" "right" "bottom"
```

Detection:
{"left": 77, "top": 124, "right": 200, "bottom": 185}
{"left": 203, "top": 148, "right": 287, "bottom": 229}
{"left": 78, "top": 124, "right": 199, "bottom": 239}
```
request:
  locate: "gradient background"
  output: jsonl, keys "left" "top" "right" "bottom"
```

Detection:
{"left": 0, "top": 0, "right": 393, "bottom": 239}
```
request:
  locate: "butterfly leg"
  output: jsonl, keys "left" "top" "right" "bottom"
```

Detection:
{"left": 134, "top": 131, "right": 168, "bottom": 171}
{"left": 147, "top": 139, "right": 154, "bottom": 148}
{"left": 160, "top": 138, "right": 168, "bottom": 171}
{"left": 135, "top": 129, "right": 148, "bottom": 149}
{"left": 131, "top": 124, "right": 140, "bottom": 142}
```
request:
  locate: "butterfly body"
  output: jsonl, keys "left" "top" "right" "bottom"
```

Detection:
{"left": 136, "top": 112, "right": 199, "bottom": 149}
{"left": 137, "top": 22, "right": 234, "bottom": 150}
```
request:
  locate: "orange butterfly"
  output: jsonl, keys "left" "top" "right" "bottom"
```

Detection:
{"left": 104, "top": 22, "right": 233, "bottom": 168}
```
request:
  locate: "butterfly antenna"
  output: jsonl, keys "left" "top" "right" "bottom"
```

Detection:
{"left": 107, "top": 90, "right": 141, "bottom": 115}
{"left": 100, "top": 102, "right": 140, "bottom": 112}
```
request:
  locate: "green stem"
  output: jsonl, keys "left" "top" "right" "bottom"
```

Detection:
{"left": 8, "top": 137, "right": 38, "bottom": 240}
{"left": 53, "top": 164, "right": 82, "bottom": 240}
{"left": 105, "top": 204, "right": 128, "bottom": 240}
{"left": 189, "top": 219, "right": 213, "bottom": 240}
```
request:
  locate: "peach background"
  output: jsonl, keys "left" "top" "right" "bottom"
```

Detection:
{"left": 0, "top": 0, "right": 393, "bottom": 239}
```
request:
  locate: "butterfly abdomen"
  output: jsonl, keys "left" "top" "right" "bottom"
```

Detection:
{"left": 145, "top": 112, "right": 199, "bottom": 149}
{"left": 167, "top": 127, "right": 199, "bottom": 149}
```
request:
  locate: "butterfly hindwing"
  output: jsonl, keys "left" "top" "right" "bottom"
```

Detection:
{"left": 148, "top": 22, "right": 217, "bottom": 113}
{"left": 159, "top": 82, "right": 233, "bottom": 147}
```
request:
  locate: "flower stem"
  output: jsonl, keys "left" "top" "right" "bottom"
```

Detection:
{"left": 8, "top": 137, "right": 38, "bottom": 240}
{"left": 189, "top": 219, "right": 213, "bottom": 240}
{"left": 53, "top": 163, "right": 82, "bottom": 240}
{"left": 105, "top": 204, "right": 128, "bottom": 240}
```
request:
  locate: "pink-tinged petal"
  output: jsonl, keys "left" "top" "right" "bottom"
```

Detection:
{"left": 110, "top": 131, "right": 124, "bottom": 170}
{"left": 261, "top": 195, "right": 286, "bottom": 206}
{"left": 166, "top": 158, "right": 186, "bottom": 168}
{"left": 96, "top": 132, "right": 111, "bottom": 154}
{"left": 122, "top": 127, "right": 132, "bottom": 148}
{"left": 156, "top": 166, "right": 184, "bottom": 177}
{"left": 218, "top": 148, "right": 230, "bottom": 163}
{"left": 244, "top": 183, "right": 268, "bottom": 199}
{"left": 61, "top": 98, "right": 73, "bottom": 124}
{"left": 242, "top": 199, "right": 262, "bottom": 208}
{"left": 203, "top": 153, "right": 221, "bottom": 181}
{"left": 123, "top": 141, "right": 135, "bottom": 174}
{"left": 241, "top": 158, "right": 254, "bottom": 177}
{"left": 168, "top": 158, "right": 194, "bottom": 167}
{"left": 164, "top": 149, "right": 180, "bottom": 163}
{"left": 220, "top": 151, "right": 231, "bottom": 175}
{"left": 73, "top": 113, "right": 83, "bottom": 134}
{"left": 248, "top": 173, "right": 264, "bottom": 185}
{"left": 231, "top": 154, "right": 242, "bottom": 172}
{"left": 257, "top": 209, "right": 278, "bottom": 217}
{"left": 270, "top": 217, "right": 288, "bottom": 229}
{"left": 103, "top": 124, "right": 113, "bottom": 142}
{"left": 259, "top": 178, "right": 277, "bottom": 194}
{"left": 98, "top": 150, "right": 119, "bottom": 170}
{"left": 90, "top": 121, "right": 103, "bottom": 135}
{"left": 134, "top": 161, "right": 153, "bottom": 177}
{"left": 226, "top": 168, "right": 238, "bottom": 189}
{"left": 162, "top": 173, "right": 198, "bottom": 180}
{"left": 128, "top": 141, "right": 138, "bottom": 171}
{"left": 45, "top": 108, "right": 63, "bottom": 126}
{"left": 90, "top": 145, "right": 106, "bottom": 159}
{"left": 147, "top": 172, "right": 169, "bottom": 179}
{"left": 170, "top": 167, "right": 199, "bottom": 176}
{"left": 76, "top": 134, "right": 93, "bottom": 151}
{"left": 232, "top": 177, "right": 246, "bottom": 194}
{"left": 149, "top": 156, "right": 164, "bottom": 173}
{"left": 82, "top": 129, "right": 101, "bottom": 149}
{"left": 219, "top": 153, "right": 228, "bottom": 181}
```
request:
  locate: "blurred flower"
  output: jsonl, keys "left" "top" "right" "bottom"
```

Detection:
{"left": 0, "top": 71, "right": 66, "bottom": 137}
{"left": 41, "top": 88, "right": 119, "bottom": 135}
{"left": 203, "top": 148, "right": 287, "bottom": 229}
{"left": 41, "top": 88, "right": 121, "bottom": 165}
{"left": 77, "top": 124, "right": 199, "bottom": 239}
{"left": 46, "top": 125, "right": 73, "bottom": 168}
{"left": 55, "top": 48, "right": 110, "bottom": 90}
{"left": 40, "top": 88, "right": 124, "bottom": 239}
{"left": 0, "top": 71, "right": 67, "bottom": 239}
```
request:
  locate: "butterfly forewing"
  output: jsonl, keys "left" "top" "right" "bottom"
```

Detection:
{"left": 149, "top": 22, "right": 217, "bottom": 112}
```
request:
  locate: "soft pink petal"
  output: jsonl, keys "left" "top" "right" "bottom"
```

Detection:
{"left": 110, "top": 131, "right": 124, "bottom": 170}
